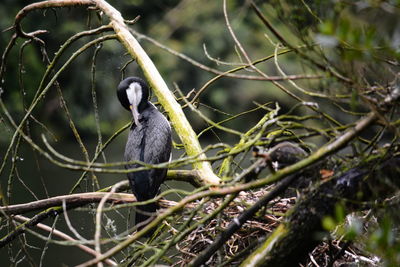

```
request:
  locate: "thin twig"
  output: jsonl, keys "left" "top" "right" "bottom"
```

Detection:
{"left": 94, "top": 181, "right": 126, "bottom": 267}
{"left": 12, "top": 215, "right": 117, "bottom": 266}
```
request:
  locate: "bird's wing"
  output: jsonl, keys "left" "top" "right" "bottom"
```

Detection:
{"left": 124, "top": 124, "right": 151, "bottom": 199}
{"left": 143, "top": 112, "right": 172, "bottom": 164}
{"left": 142, "top": 112, "right": 172, "bottom": 196}
{"left": 126, "top": 110, "right": 171, "bottom": 199}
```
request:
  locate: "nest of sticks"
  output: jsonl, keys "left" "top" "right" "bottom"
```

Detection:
{"left": 171, "top": 186, "right": 378, "bottom": 266}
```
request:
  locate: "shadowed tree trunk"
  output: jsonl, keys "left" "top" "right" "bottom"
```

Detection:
{"left": 243, "top": 157, "right": 400, "bottom": 267}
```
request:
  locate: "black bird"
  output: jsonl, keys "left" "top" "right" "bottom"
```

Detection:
{"left": 117, "top": 77, "right": 172, "bottom": 229}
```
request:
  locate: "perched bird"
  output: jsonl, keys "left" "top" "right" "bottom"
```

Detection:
{"left": 246, "top": 142, "right": 308, "bottom": 182}
{"left": 117, "top": 77, "right": 172, "bottom": 229}
{"left": 267, "top": 142, "right": 308, "bottom": 169}
{"left": 253, "top": 142, "right": 308, "bottom": 169}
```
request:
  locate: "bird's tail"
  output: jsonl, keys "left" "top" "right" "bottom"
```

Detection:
{"left": 135, "top": 202, "right": 158, "bottom": 232}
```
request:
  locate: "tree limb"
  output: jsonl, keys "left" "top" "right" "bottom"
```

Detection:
{"left": 94, "top": 0, "right": 220, "bottom": 185}
{"left": 0, "top": 168, "right": 201, "bottom": 217}
{"left": 0, "top": 192, "right": 135, "bottom": 216}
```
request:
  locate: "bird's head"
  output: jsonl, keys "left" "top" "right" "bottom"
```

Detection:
{"left": 117, "top": 77, "right": 150, "bottom": 126}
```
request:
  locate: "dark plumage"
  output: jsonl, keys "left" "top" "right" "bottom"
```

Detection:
{"left": 117, "top": 77, "right": 172, "bottom": 230}
{"left": 268, "top": 142, "right": 307, "bottom": 168}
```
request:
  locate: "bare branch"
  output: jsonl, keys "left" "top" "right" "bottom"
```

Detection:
{"left": 0, "top": 192, "right": 136, "bottom": 216}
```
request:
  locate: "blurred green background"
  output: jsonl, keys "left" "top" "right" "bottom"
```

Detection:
{"left": 0, "top": 0, "right": 314, "bottom": 145}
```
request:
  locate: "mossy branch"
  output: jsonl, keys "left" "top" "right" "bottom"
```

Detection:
{"left": 94, "top": 0, "right": 220, "bottom": 185}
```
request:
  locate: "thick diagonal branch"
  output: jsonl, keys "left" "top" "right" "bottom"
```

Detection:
{"left": 94, "top": 0, "right": 220, "bottom": 185}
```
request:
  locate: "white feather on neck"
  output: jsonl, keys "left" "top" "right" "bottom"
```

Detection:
{"left": 126, "top": 82, "right": 142, "bottom": 107}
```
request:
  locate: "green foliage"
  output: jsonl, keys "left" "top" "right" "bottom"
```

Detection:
{"left": 368, "top": 216, "right": 400, "bottom": 267}
{"left": 271, "top": 0, "right": 400, "bottom": 88}
{"left": 322, "top": 202, "right": 349, "bottom": 234}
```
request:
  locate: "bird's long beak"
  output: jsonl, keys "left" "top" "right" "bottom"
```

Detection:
{"left": 130, "top": 105, "right": 141, "bottom": 126}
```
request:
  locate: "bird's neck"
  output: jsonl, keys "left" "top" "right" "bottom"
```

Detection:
{"left": 138, "top": 100, "right": 150, "bottom": 113}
